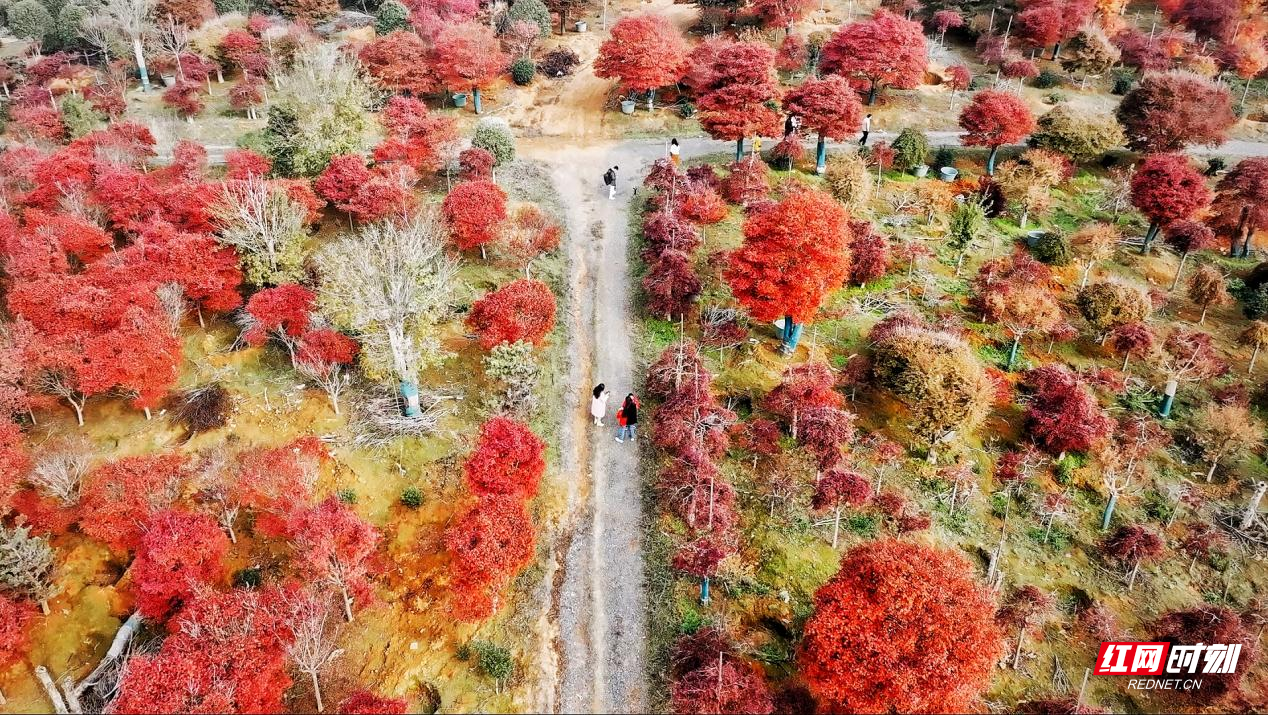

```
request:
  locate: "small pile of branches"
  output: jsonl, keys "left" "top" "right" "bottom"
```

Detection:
{"left": 346, "top": 388, "right": 453, "bottom": 449}
{"left": 166, "top": 383, "right": 233, "bottom": 439}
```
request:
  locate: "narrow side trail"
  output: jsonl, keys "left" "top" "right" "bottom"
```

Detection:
{"left": 521, "top": 139, "right": 660, "bottom": 714}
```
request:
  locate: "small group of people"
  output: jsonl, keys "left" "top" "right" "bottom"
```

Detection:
{"left": 590, "top": 384, "right": 639, "bottom": 443}
{"left": 784, "top": 113, "right": 873, "bottom": 145}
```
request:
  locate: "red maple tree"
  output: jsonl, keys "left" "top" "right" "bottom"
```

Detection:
{"left": 798, "top": 539, "right": 1003, "bottom": 713}
{"left": 0, "top": 594, "right": 34, "bottom": 671}
{"left": 1116, "top": 71, "right": 1236, "bottom": 152}
{"left": 1130, "top": 153, "right": 1212, "bottom": 253}
{"left": 751, "top": 0, "right": 815, "bottom": 30}
{"left": 959, "top": 89, "right": 1037, "bottom": 174}
{"left": 225, "top": 149, "right": 272, "bottom": 180}
{"left": 465, "top": 279, "right": 557, "bottom": 350}
{"left": 445, "top": 495, "right": 536, "bottom": 620}
{"left": 373, "top": 95, "right": 459, "bottom": 173}
{"left": 242, "top": 283, "right": 315, "bottom": 361}
{"left": 594, "top": 14, "right": 687, "bottom": 106}
{"left": 464, "top": 416, "right": 546, "bottom": 500}
{"left": 695, "top": 42, "right": 782, "bottom": 159}
{"left": 359, "top": 31, "right": 441, "bottom": 97}
{"left": 286, "top": 496, "right": 381, "bottom": 621}
{"left": 432, "top": 23, "right": 509, "bottom": 113}
{"left": 848, "top": 219, "right": 890, "bottom": 285}
{"left": 725, "top": 189, "right": 852, "bottom": 349}
{"left": 1023, "top": 365, "right": 1113, "bottom": 455}
{"left": 443, "top": 179, "right": 508, "bottom": 256}
{"left": 130, "top": 509, "right": 229, "bottom": 621}
{"left": 1151, "top": 605, "right": 1256, "bottom": 704}
{"left": 819, "top": 9, "right": 927, "bottom": 104}
{"left": 782, "top": 75, "right": 863, "bottom": 172}
{"left": 1212, "top": 157, "right": 1268, "bottom": 257}
{"left": 79, "top": 454, "right": 189, "bottom": 552}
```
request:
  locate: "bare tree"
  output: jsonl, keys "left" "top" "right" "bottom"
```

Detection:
{"left": 296, "top": 356, "right": 351, "bottom": 416}
{"left": 283, "top": 592, "right": 344, "bottom": 713}
{"left": 91, "top": 0, "right": 156, "bottom": 91}
{"left": 156, "top": 282, "right": 187, "bottom": 333}
{"left": 316, "top": 212, "right": 457, "bottom": 417}
{"left": 29, "top": 440, "right": 93, "bottom": 507}
{"left": 212, "top": 177, "right": 309, "bottom": 287}
{"left": 0, "top": 525, "right": 59, "bottom": 614}
{"left": 191, "top": 447, "right": 239, "bottom": 543}
{"left": 153, "top": 15, "right": 190, "bottom": 81}
{"left": 37, "top": 370, "right": 86, "bottom": 427}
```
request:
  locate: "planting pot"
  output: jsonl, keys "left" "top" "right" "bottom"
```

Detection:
{"left": 161, "top": 74, "right": 176, "bottom": 88}
{"left": 1025, "top": 229, "right": 1048, "bottom": 247}
{"left": 575, "top": 20, "right": 587, "bottom": 31}
{"left": 452, "top": 93, "right": 468, "bottom": 107}
{"left": 939, "top": 166, "right": 958, "bottom": 182}
{"left": 620, "top": 99, "right": 636, "bottom": 114}
{"left": 913, "top": 164, "right": 929, "bottom": 178}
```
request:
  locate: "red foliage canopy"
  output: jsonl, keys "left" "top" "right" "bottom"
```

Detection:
{"left": 725, "top": 189, "right": 853, "bottom": 324}
{"left": 594, "top": 14, "right": 687, "bottom": 93}
{"left": 374, "top": 95, "right": 459, "bottom": 173}
{"left": 113, "top": 588, "right": 295, "bottom": 714}
{"left": 359, "top": 31, "right": 440, "bottom": 96}
{"left": 445, "top": 495, "right": 536, "bottom": 620}
{"left": 1212, "top": 158, "right": 1268, "bottom": 245}
{"left": 80, "top": 454, "right": 189, "bottom": 553}
{"left": 643, "top": 250, "right": 702, "bottom": 320}
{"left": 763, "top": 362, "right": 843, "bottom": 420}
{"left": 1130, "top": 153, "right": 1213, "bottom": 227}
{"left": 225, "top": 149, "right": 272, "bottom": 180}
{"left": 1102, "top": 523, "right": 1165, "bottom": 565}
{"left": 0, "top": 594, "right": 34, "bottom": 669}
{"left": 848, "top": 219, "right": 890, "bottom": 285}
{"left": 465, "top": 279, "right": 557, "bottom": 350}
{"left": 1116, "top": 71, "right": 1236, "bottom": 152}
{"left": 813, "top": 468, "right": 872, "bottom": 511}
{"left": 286, "top": 496, "right": 381, "bottom": 617}
{"left": 130, "top": 509, "right": 228, "bottom": 621}
{"left": 781, "top": 75, "right": 863, "bottom": 142}
{"left": 443, "top": 179, "right": 508, "bottom": 252}
{"left": 696, "top": 42, "right": 782, "bottom": 142}
{"left": 959, "top": 89, "right": 1037, "bottom": 148}
{"left": 432, "top": 23, "right": 509, "bottom": 91}
{"left": 243, "top": 284, "right": 315, "bottom": 347}
{"left": 1151, "top": 605, "right": 1256, "bottom": 704}
{"left": 798, "top": 539, "right": 1003, "bottom": 713}
{"left": 1023, "top": 364, "right": 1113, "bottom": 455}
{"left": 670, "top": 629, "right": 775, "bottom": 714}
{"left": 463, "top": 416, "right": 546, "bottom": 500}
{"left": 316, "top": 155, "right": 418, "bottom": 223}
{"left": 819, "top": 10, "right": 927, "bottom": 100}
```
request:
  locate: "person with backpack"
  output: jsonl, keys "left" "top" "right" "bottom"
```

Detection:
{"left": 603, "top": 165, "right": 618, "bottom": 199}
{"left": 615, "top": 393, "right": 639, "bottom": 443}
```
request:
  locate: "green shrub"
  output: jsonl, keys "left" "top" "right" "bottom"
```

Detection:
{"left": 1111, "top": 68, "right": 1136, "bottom": 95}
{"left": 504, "top": 0, "right": 551, "bottom": 36}
{"left": 232, "top": 566, "right": 263, "bottom": 589}
{"left": 680, "top": 607, "right": 707, "bottom": 634}
{"left": 1031, "top": 232, "right": 1072, "bottom": 266}
{"left": 374, "top": 0, "right": 409, "bottom": 34}
{"left": 472, "top": 117, "right": 516, "bottom": 166}
{"left": 214, "top": 0, "right": 251, "bottom": 13}
{"left": 8, "top": 0, "right": 53, "bottom": 41}
{"left": 1205, "top": 157, "right": 1226, "bottom": 176}
{"left": 890, "top": 127, "right": 930, "bottom": 171}
{"left": 336, "top": 488, "right": 358, "bottom": 504}
{"left": 932, "top": 145, "right": 956, "bottom": 169}
{"left": 1053, "top": 452, "right": 1085, "bottom": 485}
{"left": 473, "top": 641, "right": 513, "bottom": 685}
{"left": 455, "top": 643, "right": 472, "bottom": 661}
{"left": 679, "top": 101, "right": 696, "bottom": 118}
{"left": 400, "top": 486, "right": 423, "bottom": 509}
{"left": 59, "top": 93, "right": 102, "bottom": 139}
{"left": 1242, "top": 284, "right": 1268, "bottom": 319}
{"left": 845, "top": 512, "right": 878, "bottom": 537}
{"left": 1033, "top": 69, "right": 1062, "bottom": 88}
{"left": 510, "top": 58, "right": 535, "bottom": 86}
{"left": 50, "top": 0, "right": 86, "bottom": 49}
{"left": 1142, "top": 490, "right": 1175, "bottom": 523}
{"left": 1030, "top": 104, "right": 1125, "bottom": 163}
{"left": 1044, "top": 91, "right": 1066, "bottom": 104}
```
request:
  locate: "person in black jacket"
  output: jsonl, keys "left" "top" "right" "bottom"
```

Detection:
{"left": 615, "top": 393, "right": 639, "bottom": 443}
{"left": 603, "top": 166, "right": 619, "bottom": 199}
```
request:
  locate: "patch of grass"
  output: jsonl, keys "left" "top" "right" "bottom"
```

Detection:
{"left": 844, "top": 512, "right": 879, "bottom": 538}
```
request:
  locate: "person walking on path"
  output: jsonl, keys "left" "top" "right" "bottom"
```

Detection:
{"left": 860, "top": 113, "right": 872, "bottom": 146}
{"left": 669, "top": 139, "right": 681, "bottom": 167}
{"left": 591, "top": 384, "right": 609, "bottom": 426}
{"left": 615, "top": 393, "right": 640, "bottom": 443}
{"left": 603, "top": 166, "right": 619, "bottom": 199}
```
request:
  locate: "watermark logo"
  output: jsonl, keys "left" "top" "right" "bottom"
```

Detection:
{"left": 1096, "top": 642, "right": 1242, "bottom": 691}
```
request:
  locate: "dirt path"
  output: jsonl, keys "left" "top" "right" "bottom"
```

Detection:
{"left": 523, "top": 138, "right": 654, "bottom": 713}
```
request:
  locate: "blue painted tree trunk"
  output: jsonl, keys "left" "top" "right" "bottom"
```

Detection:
{"left": 782, "top": 319, "right": 804, "bottom": 353}
{"left": 1007, "top": 335, "right": 1021, "bottom": 370}
{"left": 700, "top": 576, "right": 710, "bottom": 604}
{"left": 400, "top": 380, "right": 422, "bottom": 417}
{"left": 1158, "top": 379, "right": 1178, "bottom": 417}
{"left": 735, "top": 138, "right": 744, "bottom": 162}
{"left": 473, "top": 87, "right": 483, "bottom": 114}
{"left": 816, "top": 133, "right": 827, "bottom": 174}
{"left": 987, "top": 145, "right": 1000, "bottom": 175}
{"left": 1141, "top": 222, "right": 1159, "bottom": 255}
{"left": 1101, "top": 492, "right": 1118, "bottom": 529}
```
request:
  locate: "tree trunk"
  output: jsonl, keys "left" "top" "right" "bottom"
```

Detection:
{"left": 1052, "top": 41, "right": 1061, "bottom": 60}
{"left": 1101, "top": 492, "right": 1118, "bottom": 529}
{"left": 735, "top": 138, "right": 744, "bottom": 162}
{"left": 1207, "top": 458, "right": 1219, "bottom": 482}
{"left": 1013, "top": 626, "right": 1026, "bottom": 668}
{"left": 1081, "top": 260, "right": 1093, "bottom": 288}
{"left": 310, "top": 671, "right": 324, "bottom": 712}
{"left": 35, "top": 667, "right": 68, "bottom": 714}
{"left": 132, "top": 37, "right": 151, "bottom": 92}
{"left": 1127, "top": 558, "right": 1141, "bottom": 590}
{"left": 816, "top": 133, "right": 827, "bottom": 174}
{"left": 1007, "top": 335, "right": 1021, "bottom": 370}
{"left": 70, "top": 398, "right": 84, "bottom": 427}
{"left": 1250, "top": 342, "right": 1261, "bottom": 373}
{"left": 647, "top": 88, "right": 655, "bottom": 111}
{"left": 1141, "top": 222, "right": 1158, "bottom": 254}
{"left": 866, "top": 82, "right": 878, "bottom": 105}
{"left": 1200, "top": 305, "right": 1209, "bottom": 324}
{"left": 1240, "top": 481, "right": 1267, "bottom": 529}
{"left": 339, "top": 581, "right": 353, "bottom": 622}
{"left": 987, "top": 145, "right": 1000, "bottom": 175}
{"left": 473, "top": 86, "right": 483, "bottom": 114}
{"left": 1019, "top": 209, "right": 1028, "bottom": 229}
{"left": 832, "top": 507, "right": 841, "bottom": 548}
{"left": 1122, "top": 352, "right": 1131, "bottom": 371}
{"left": 1231, "top": 206, "right": 1249, "bottom": 257}
{"left": 1170, "top": 251, "right": 1189, "bottom": 291}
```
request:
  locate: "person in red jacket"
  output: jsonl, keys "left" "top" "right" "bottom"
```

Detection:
{"left": 615, "top": 393, "right": 639, "bottom": 443}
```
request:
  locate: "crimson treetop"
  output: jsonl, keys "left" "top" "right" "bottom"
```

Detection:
{"left": 1116, "top": 71, "right": 1236, "bottom": 152}
{"left": 1212, "top": 157, "right": 1268, "bottom": 257}
{"left": 594, "top": 14, "right": 687, "bottom": 104}
{"left": 959, "top": 89, "right": 1036, "bottom": 174}
{"left": 696, "top": 42, "right": 781, "bottom": 159}
{"left": 819, "top": 9, "right": 927, "bottom": 104}
{"left": 1130, "top": 153, "right": 1213, "bottom": 253}
{"left": 432, "top": 23, "right": 509, "bottom": 113}
{"left": 781, "top": 75, "right": 862, "bottom": 171}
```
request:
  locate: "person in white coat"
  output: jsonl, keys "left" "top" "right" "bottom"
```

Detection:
{"left": 590, "top": 383, "right": 609, "bottom": 426}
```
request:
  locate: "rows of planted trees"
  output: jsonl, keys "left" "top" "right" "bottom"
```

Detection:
{"left": 628, "top": 1, "right": 1268, "bottom": 708}
{"left": 0, "top": 0, "right": 575, "bottom": 702}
